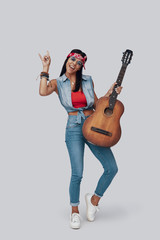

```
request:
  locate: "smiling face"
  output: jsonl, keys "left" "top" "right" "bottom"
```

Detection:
{"left": 66, "top": 56, "right": 83, "bottom": 74}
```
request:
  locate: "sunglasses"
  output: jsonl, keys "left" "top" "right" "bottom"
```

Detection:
{"left": 70, "top": 56, "right": 83, "bottom": 67}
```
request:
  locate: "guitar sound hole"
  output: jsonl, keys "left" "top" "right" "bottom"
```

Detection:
{"left": 104, "top": 108, "right": 113, "bottom": 116}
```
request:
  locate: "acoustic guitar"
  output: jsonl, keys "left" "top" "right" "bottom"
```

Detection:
{"left": 82, "top": 49, "right": 133, "bottom": 147}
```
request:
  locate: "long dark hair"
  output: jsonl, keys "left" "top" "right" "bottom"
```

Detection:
{"left": 60, "top": 49, "right": 87, "bottom": 92}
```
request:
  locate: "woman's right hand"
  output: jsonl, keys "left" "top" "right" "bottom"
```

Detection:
{"left": 38, "top": 50, "right": 51, "bottom": 71}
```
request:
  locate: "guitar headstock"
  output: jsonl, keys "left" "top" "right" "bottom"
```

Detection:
{"left": 121, "top": 49, "right": 133, "bottom": 66}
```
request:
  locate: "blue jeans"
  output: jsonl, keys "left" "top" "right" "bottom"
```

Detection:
{"left": 65, "top": 115, "right": 118, "bottom": 206}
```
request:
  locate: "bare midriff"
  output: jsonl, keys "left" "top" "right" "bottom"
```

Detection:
{"left": 68, "top": 109, "right": 94, "bottom": 116}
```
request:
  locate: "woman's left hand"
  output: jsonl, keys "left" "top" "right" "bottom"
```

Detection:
{"left": 105, "top": 82, "right": 123, "bottom": 97}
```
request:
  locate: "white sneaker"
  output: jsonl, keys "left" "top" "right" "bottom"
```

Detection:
{"left": 70, "top": 213, "right": 81, "bottom": 229}
{"left": 85, "top": 193, "right": 100, "bottom": 222}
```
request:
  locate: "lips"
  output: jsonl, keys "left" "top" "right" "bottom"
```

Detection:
{"left": 69, "top": 65, "right": 75, "bottom": 70}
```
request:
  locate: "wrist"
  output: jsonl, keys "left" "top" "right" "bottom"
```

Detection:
{"left": 43, "top": 66, "right": 49, "bottom": 73}
{"left": 40, "top": 71, "right": 49, "bottom": 81}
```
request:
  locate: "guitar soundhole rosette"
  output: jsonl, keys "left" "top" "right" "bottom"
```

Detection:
{"left": 104, "top": 108, "right": 113, "bottom": 116}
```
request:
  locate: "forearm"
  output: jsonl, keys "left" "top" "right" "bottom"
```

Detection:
{"left": 104, "top": 90, "right": 111, "bottom": 98}
{"left": 104, "top": 83, "right": 122, "bottom": 97}
{"left": 104, "top": 84, "right": 115, "bottom": 98}
{"left": 39, "top": 67, "right": 49, "bottom": 96}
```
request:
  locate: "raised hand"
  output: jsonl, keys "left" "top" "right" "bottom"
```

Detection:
{"left": 38, "top": 50, "right": 51, "bottom": 71}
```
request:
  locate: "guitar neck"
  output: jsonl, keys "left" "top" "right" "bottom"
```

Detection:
{"left": 109, "top": 64, "right": 127, "bottom": 110}
{"left": 107, "top": 49, "right": 133, "bottom": 111}
{"left": 116, "top": 64, "right": 127, "bottom": 86}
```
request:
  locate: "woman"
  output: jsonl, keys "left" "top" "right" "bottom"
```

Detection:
{"left": 39, "top": 49, "right": 122, "bottom": 229}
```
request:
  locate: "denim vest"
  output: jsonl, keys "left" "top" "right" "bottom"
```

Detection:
{"left": 56, "top": 73, "right": 94, "bottom": 124}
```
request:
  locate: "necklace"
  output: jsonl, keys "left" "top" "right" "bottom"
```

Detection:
{"left": 71, "top": 81, "right": 75, "bottom": 85}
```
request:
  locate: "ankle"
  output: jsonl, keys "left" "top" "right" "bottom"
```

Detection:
{"left": 72, "top": 206, "right": 79, "bottom": 214}
{"left": 91, "top": 195, "right": 100, "bottom": 206}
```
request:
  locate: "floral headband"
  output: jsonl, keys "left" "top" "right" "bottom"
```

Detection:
{"left": 67, "top": 52, "right": 87, "bottom": 69}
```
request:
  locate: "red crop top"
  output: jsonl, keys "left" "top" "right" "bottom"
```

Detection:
{"left": 71, "top": 91, "right": 87, "bottom": 108}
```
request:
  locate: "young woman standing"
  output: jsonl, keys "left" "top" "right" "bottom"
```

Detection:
{"left": 39, "top": 49, "right": 122, "bottom": 229}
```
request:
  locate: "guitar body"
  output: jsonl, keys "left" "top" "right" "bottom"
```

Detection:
{"left": 82, "top": 96, "right": 124, "bottom": 147}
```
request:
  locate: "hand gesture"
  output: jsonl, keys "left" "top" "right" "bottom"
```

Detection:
{"left": 38, "top": 50, "right": 51, "bottom": 69}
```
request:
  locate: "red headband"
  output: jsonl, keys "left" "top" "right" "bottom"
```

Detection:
{"left": 67, "top": 52, "right": 87, "bottom": 69}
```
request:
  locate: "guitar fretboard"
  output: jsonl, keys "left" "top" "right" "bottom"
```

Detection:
{"left": 109, "top": 64, "right": 127, "bottom": 110}
{"left": 116, "top": 65, "right": 127, "bottom": 86}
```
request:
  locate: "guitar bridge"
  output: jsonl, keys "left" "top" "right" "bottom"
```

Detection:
{"left": 91, "top": 127, "right": 112, "bottom": 137}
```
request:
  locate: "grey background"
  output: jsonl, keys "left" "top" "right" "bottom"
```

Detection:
{"left": 0, "top": 0, "right": 159, "bottom": 239}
